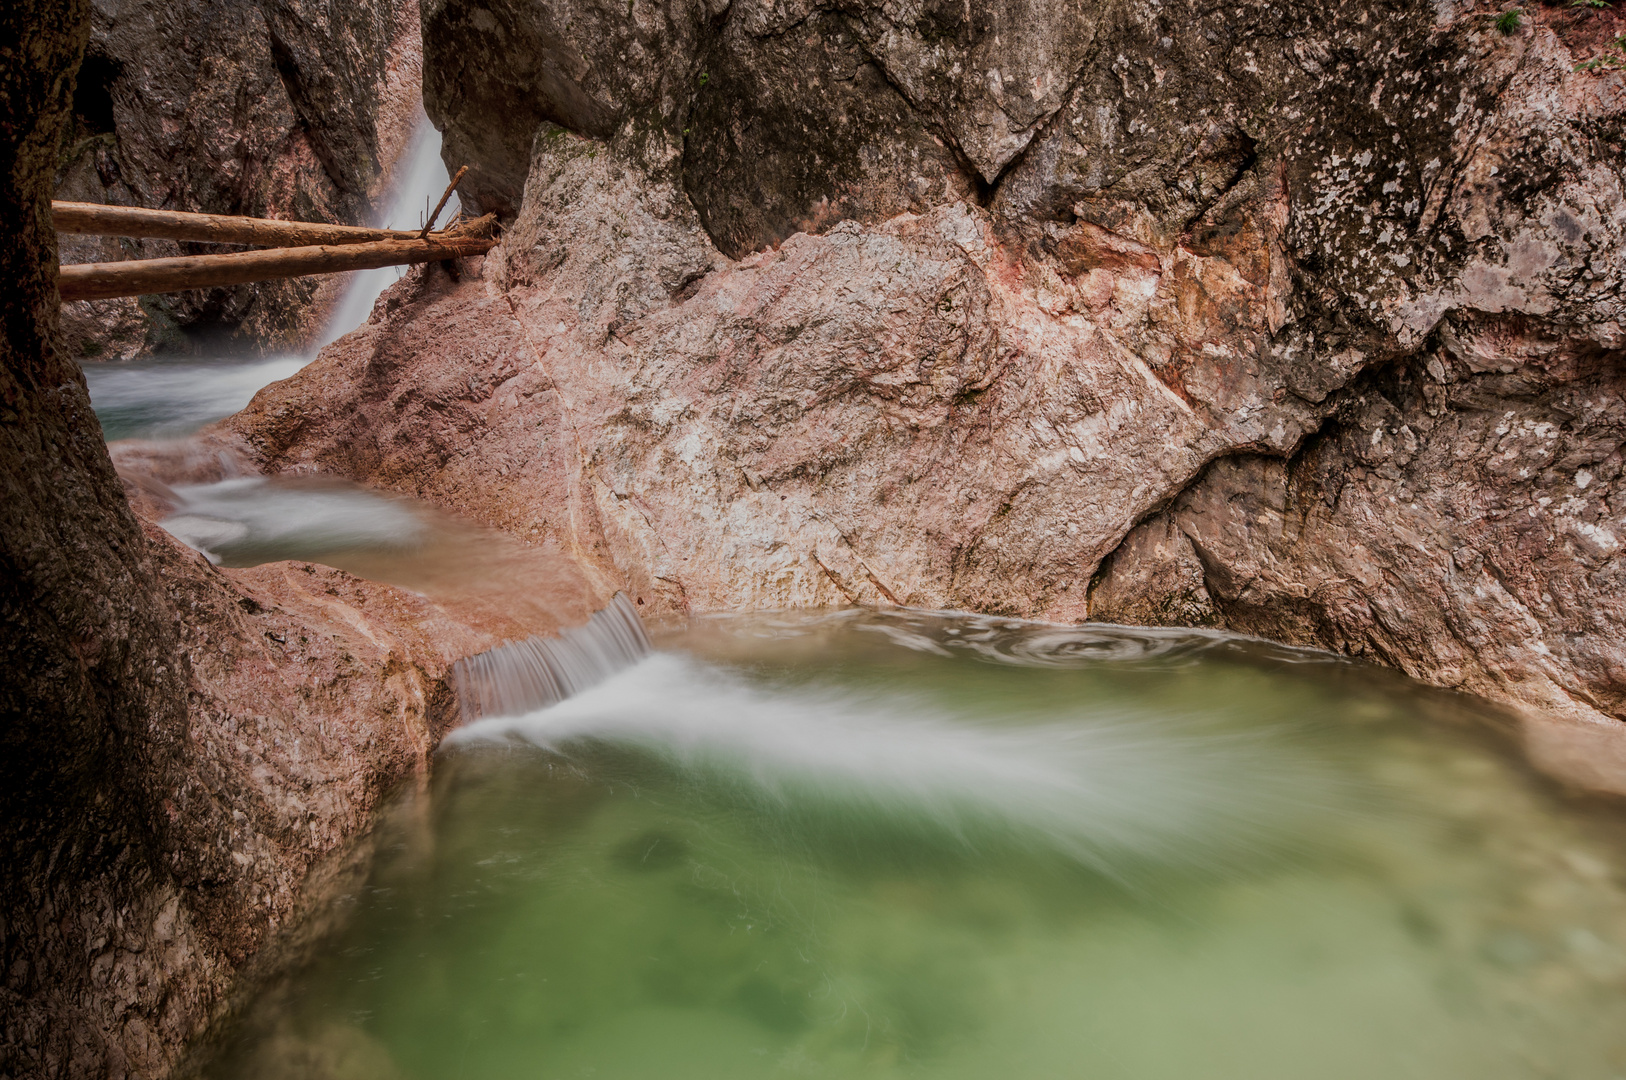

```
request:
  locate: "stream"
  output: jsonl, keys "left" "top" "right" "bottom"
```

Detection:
{"left": 82, "top": 117, "right": 457, "bottom": 442}
{"left": 76, "top": 126, "right": 1626, "bottom": 1080}
{"left": 129, "top": 473, "right": 1626, "bottom": 1079}
{"left": 202, "top": 604, "right": 1626, "bottom": 1080}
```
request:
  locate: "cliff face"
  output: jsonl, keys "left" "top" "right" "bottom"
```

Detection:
{"left": 234, "top": 0, "right": 1626, "bottom": 771}
{"left": 55, "top": 0, "right": 424, "bottom": 360}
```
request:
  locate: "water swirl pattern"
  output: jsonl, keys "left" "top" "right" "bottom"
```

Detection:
{"left": 196, "top": 609, "right": 1626, "bottom": 1080}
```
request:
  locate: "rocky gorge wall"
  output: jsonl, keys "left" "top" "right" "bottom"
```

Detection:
{"left": 55, "top": 0, "right": 425, "bottom": 360}
{"left": 232, "top": 0, "right": 1626, "bottom": 781}
{"left": 4, "top": 0, "right": 1624, "bottom": 1075}
{"left": 3, "top": 4, "right": 615, "bottom": 1078}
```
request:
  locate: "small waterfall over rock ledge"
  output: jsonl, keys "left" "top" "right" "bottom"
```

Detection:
{"left": 451, "top": 594, "right": 652, "bottom": 724}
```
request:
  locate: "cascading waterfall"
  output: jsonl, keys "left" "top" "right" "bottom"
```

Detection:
{"left": 451, "top": 594, "right": 653, "bottom": 724}
{"left": 84, "top": 117, "right": 457, "bottom": 442}
{"left": 316, "top": 115, "right": 458, "bottom": 349}
{"left": 447, "top": 643, "right": 1351, "bottom": 877}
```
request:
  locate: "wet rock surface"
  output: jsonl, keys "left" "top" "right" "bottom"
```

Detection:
{"left": 55, "top": 0, "right": 424, "bottom": 359}
{"left": 243, "top": 0, "right": 1626, "bottom": 760}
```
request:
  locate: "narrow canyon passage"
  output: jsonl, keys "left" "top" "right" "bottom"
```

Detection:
{"left": 4, "top": 0, "right": 1625, "bottom": 1076}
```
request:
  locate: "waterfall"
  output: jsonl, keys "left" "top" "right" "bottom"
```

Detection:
{"left": 86, "top": 116, "right": 460, "bottom": 441}
{"left": 451, "top": 595, "right": 653, "bottom": 724}
{"left": 317, "top": 116, "right": 459, "bottom": 348}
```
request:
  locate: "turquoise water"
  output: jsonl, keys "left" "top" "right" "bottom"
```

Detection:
{"left": 200, "top": 610, "right": 1626, "bottom": 1079}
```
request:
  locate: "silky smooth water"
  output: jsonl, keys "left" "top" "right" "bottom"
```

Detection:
{"left": 198, "top": 609, "right": 1626, "bottom": 1080}
{"left": 85, "top": 353, "right": 311, "bottom": 441}
{"left": 317, "top": 117, "right": 458, "bottom": 350}
{"left": 85, "top": 122, "right": 455, "bottom": 443}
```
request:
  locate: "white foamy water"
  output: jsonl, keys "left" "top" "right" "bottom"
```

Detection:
{"left": 452, "top": 595, "right": 653, "bottom": 723}
{"left": 85, "top": 354, "right": 309, "bottom": 441}
{"left": 161, "top": 476, "right": 425, "bottom": 565}
{"left": 317, "top": 118, "right": 458, "bottom": 348}
{"left": 449, "top": 649, "right": 1347, "bottom": 874}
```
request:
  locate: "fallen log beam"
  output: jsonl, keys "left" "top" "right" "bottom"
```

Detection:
{"left": 51, "top": 200, "right": 431, "bottom": 247}
{"left": 57, "top": 235, "right": 498, "bottom": 302}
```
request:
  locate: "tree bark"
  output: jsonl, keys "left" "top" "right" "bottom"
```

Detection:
{"left": 51, "top": 200, "right": 423, "bottom": 246}
{"left": 57, "top": 234, "right": 498, "bottom": 301}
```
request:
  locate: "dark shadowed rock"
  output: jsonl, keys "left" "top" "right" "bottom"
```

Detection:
{"left": 55, "top": 0, "right": 423, "bottom": 359}
{"left": 683, "top": 11, "right": 977, "bottom": 258}
{"left": 420, "top": 0, "right": 715, "bottom": 216}
{"left": 839, "top": 0, "right": 1103, "bottom": 183}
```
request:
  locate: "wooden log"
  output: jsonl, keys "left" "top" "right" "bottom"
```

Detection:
{"left": 420, "top": 166, "right": 469, "bottom": 239}
{"left": 52, "top": 200, "right": 425, "bottom": 247}
{"left": 57, "top": 235, "right": 498, "bottom": 302}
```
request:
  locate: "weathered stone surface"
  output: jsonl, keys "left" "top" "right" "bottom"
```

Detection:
{"left": 839, "top": 0, "right": 1103, "bottom": 182}
{"left": 55, "top": 0, "right": 424, "bottom": 359}
{"left": 1090, "top": 327, "right": 1626, "bottom": 739}
{"left": 236, "top": 0, "right": 1626, "bottom": 781}
{"left": 683, "top": 12, "right": 978, "bottom": 258}
{"left": 420, "top": 0, "right": 714, "bottom": 216}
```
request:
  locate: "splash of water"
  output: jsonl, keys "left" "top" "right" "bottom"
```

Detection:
{"left": 451, "top": 595, "right": 653, "bottom": 723}
{"left": 448, "top": 645, "right": 1354, "bottom": 877}
{"left": 317, "top": 118, "right": 458, "bottom": 348}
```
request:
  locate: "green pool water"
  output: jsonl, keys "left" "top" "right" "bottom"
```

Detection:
{"left": 198, "top": 610, "right": 1626, "bottom": 1080}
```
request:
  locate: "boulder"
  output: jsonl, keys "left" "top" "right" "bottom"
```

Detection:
{"left": 242, "top": 0, "right": 1626, "bottom": 777}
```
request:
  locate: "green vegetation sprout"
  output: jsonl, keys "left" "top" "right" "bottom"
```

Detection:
{"left": 1575, "top": 34, "right": 1626, "bottom": 69}
{"left": 1495, "top": 8, "right": 1522, "bottom": 33}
